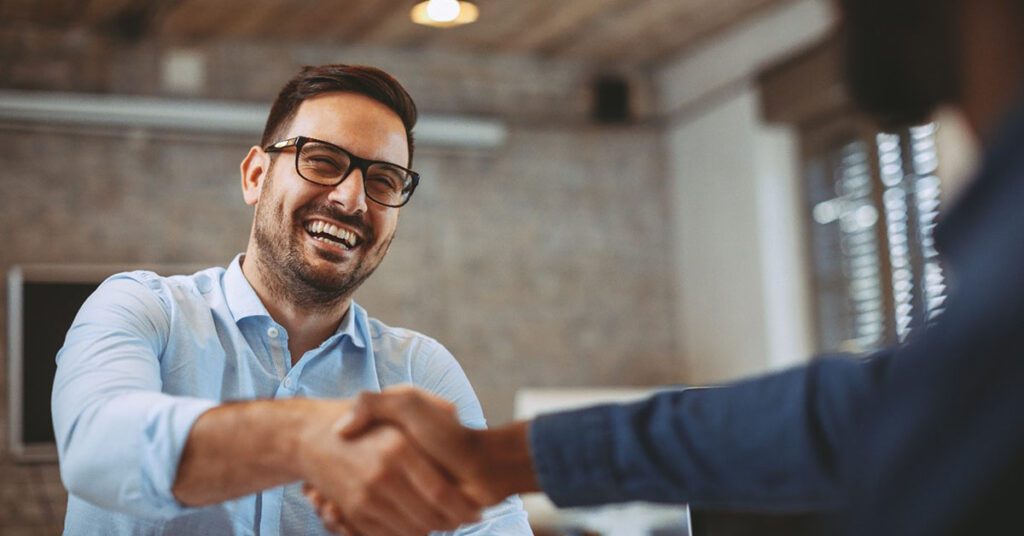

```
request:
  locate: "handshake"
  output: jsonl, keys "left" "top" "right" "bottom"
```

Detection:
{"left": 298, "top": 386, "right": 538, "bottom": 535}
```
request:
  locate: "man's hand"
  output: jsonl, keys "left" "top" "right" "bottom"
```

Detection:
{"left": 338, "top": 387, "right": 540, "bottom": 505}
{"left": 302, "top": 388, "right": 539, "bottom": 533}
{"left": 297, "top": 402, "right": 483, "bottom": 535}
{"left": 303, "top": 484, "right": 351, "bottom": 535}
{"left": 172, "top": 397, "right": 478, "bottom": 535}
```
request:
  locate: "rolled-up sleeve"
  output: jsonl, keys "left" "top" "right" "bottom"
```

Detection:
{"left": 52, "top": 275, "right": 218, "bottom": 518}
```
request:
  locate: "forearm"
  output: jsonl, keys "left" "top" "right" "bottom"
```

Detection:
{"left": 475, "top": 421, "right": 540, "bottom": 500}
{"left": 527, "top": 356, "right": 883, "bottom": 509}
{"left": 173, "top": 397, "right": 350, "bottom": 506}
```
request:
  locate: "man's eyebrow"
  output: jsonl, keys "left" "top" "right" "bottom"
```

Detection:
{"left": 309, "top": 137, "right": 408, "bottom": 168}
{"left": 306, "top": 138, "right": 347, "bottom": 151}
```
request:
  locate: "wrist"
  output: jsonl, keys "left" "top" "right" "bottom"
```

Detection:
{"left": 477, "top": 421, "right": 539, "bottom": 499}
{"left": 294, "top": 399, "right": 353, "bottom": 482}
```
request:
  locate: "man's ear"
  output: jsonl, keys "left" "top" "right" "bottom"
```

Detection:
{"left": 240, "top": 146, "right": 269, "bottom": 206}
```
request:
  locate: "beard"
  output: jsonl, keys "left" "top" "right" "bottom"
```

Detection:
{"left": 839, "top": 0, "right": 963, "bottom": 129}
{"left": 252, "top": 170, "right": 394, "bottom": 313}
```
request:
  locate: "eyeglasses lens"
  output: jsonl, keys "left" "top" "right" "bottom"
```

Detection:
{"left": 298, "top": 142, "right": 411, "bottom": 206}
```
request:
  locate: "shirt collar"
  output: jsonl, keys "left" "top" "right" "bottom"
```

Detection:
{"left": 223, "top": 254, "right": 270, "bottom": 322}
{"left": 331, "top": 301, "right": 368, "bottom": 349}
{"left": 223, "top": 254, "right": 368, "bottom": 349}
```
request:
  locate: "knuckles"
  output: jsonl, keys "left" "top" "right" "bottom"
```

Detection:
{"left": 376, "top": 427, "right": 410, "bottom": 459}
{"left": 346, "top": 486, "right": 377, "bottom": 515}
{"left": 354, "top": 391, "right": 378, "bottom": 409}
{"left": 425, "top": 481, "right": 455, "bottom": 505}
{"left": 363, "top": 461, "right": 398, "bottom": 489}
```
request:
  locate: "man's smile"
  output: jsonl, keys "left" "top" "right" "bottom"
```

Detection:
{"left": 303, "top": 219, "right": 363, "bottom": 250}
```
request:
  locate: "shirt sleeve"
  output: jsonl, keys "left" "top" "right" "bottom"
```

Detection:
{"left": 411, "top": 339, "right": 533, "bottom": 535}
{"left": 410, "top": 338, "right": 489, "bottom": 429}
{"left": 51, "top": 274, "right": 219, "bottom": 519}
{"left": 528, "top": 351, "right": 893, "bottom": 512}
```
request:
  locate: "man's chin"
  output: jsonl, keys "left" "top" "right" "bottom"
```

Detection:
{"left": 293, "top": 262, "right": 354, "bottom": 295}
{"left": 309, "top": 245, "right": 348, "bottom": 264}
{"left": 299, "top": 250, "right": 350, "bottom": 279}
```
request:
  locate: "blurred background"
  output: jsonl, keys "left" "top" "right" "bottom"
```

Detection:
{"left": 0, "top": 0, "right": 980, "bottom": 533}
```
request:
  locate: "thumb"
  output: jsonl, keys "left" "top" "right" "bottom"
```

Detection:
{"left": 334, "top": 395, "right": 377, "bottom": 439}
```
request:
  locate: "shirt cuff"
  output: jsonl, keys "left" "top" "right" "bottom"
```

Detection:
{"left": 138, "top": 396, "right": 220, "bottom": 516}
{"left": 527, "top": 404, "right": 624, "bottom": 507}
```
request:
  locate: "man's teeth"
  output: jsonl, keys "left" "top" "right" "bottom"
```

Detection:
{"left": 305, "top": 221, "right": 359, "bottom": 247}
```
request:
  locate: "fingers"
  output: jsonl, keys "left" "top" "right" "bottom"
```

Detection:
{"left": 311, "top": 477, "right": 416, "bottom": 536}
{"left": 309, "top": 389, "right": 493, "bottom": 533}
{"left": 339, "top": 388, "right": 502, "bottom": 506}
{"left": 361, "top": 471, "right": 464, "bottom": 535}
{"left": 320, "top": 503, "right": 355, "bottom": 536}
{"left": 353, "top": 430, "right": 478, "bottom": 533}
{"left": 340, "top": 389, "right": 467, "bottom": 463}
{"left": 305, "top": 484, "right": 398, "bottom": 536}
{"left": 337, "top": 389, "right": 429, "bottom": 438}
{"left": 303, "top": 487, "right": 347, "bottom": 535}
{"left": 388, "top": 442, "right": 482, "bottom": 528}
{"left": 304, "top": 424, "right": 482, "bottom": 536}
{"left": 333, "top": 398, "right": 374, "bottom": 439}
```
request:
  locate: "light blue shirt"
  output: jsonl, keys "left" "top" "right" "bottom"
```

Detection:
{"left": 52, "top": 255, "right": 530, "bottom": 535}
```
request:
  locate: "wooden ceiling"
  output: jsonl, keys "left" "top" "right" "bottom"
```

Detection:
{"left": 5, "top": 0, "right": 792, "bottom": 66}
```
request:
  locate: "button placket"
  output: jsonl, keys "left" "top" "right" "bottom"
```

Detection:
{"left": 263, "top": 323, "right": 293, "bottom": 380}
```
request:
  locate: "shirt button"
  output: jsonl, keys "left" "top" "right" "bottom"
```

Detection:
{"left": 267, "top": 327, "right": 280, "bottom": 338}
{"left": 283, "top": 377, "right": 294, "bottom": 389}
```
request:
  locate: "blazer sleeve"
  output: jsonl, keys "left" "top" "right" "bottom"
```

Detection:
{"left": 528, "top": 351, "right": 892, "bottom": 512}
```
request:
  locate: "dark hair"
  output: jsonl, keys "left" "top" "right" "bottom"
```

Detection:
{"left": 261, "top": 64, "right": 418, "bottom": 166}
{"left": 839, "top": 0, "right": 961, "bottom": 127}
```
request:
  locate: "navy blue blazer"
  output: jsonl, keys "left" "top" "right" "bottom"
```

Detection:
{"left": 529, "top": 97, "right": 1024, "bottom": 535}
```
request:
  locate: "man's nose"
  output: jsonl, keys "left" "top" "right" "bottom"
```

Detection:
{"left": 327, "top": 167, "right": 369, "bottom": 214}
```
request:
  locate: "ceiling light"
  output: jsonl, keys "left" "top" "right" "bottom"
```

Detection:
{"left": 411, "top": 0, "right": 478, "bottom": 28}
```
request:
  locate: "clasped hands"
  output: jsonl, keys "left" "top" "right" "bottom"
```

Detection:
{"left": 298, "top": 386, "right": 530, "bottom": 536}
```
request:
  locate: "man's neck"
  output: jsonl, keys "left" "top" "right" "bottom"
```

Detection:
{"left": 959, "top": 0, "right": 1024, "bottom": 141}
{"left": 240, "top": 252, "right": 351, "bottom": 363}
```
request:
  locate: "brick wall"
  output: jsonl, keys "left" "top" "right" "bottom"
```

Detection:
{"left": 0, "top": 28, "right": 678, "bottom": 533}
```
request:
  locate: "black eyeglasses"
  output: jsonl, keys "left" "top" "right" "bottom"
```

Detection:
{"left": 264, "top": 136, "right": 420, "bottom": 208}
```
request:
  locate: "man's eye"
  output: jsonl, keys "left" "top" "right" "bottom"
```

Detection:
{"left": 368, "top": 175, "right": 401, "bottom": 190}
{"left": 308, "top": 157, "right": 342, "bottom": 169}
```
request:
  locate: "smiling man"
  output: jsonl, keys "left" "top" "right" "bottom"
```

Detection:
{"left": 51, "top": 65, "right": 530, "bottom": 535}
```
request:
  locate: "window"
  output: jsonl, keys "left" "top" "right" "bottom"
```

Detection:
{"left": 803, "top": 121, "right": 946, "bottom": 353}
{"left": 758, "top": 36, "right": 951, "bottom": 354}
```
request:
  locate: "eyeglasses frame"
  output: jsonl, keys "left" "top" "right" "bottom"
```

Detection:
{"left": 263, "top": 135, "right": 420, "bottom": 208}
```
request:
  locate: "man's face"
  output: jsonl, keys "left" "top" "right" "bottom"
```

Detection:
{"left": 840, "top": 0, "right": 961, "bottom": 128}
{"left": 250, "top": 92, "right": 409, "bottom": 308}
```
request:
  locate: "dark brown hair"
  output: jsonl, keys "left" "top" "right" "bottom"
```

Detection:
{"left": 839, "top": 0, "right": 961, "bottom": 128}
{"left": 261, "top": 64, "right": 418, "bottom": 165}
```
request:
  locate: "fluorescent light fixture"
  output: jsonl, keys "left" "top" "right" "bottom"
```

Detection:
{"left": 0, "top": 90, "right": 507, "bottom": 148}
{"left": 411, "top": 0, "right": 478, "bottom": 28}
